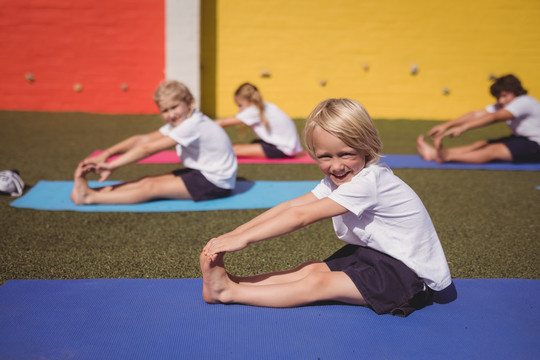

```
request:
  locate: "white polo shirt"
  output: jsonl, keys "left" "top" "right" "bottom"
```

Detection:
{"left": 311, "top": 163, "right": 452, "bottom": 291}
{"left": 236, "top": 101, "right": 303, "bottom": 156}
{"left": 159, "top": 110, "right": 238, "bottom": 189}
{"left": 486, "top": 95, "right": 540, "bottom": 145}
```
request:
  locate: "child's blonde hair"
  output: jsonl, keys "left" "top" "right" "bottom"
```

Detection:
{"left": 153, "top": 80, "right": 195, "bottom": 111}
{"left": 235, "top": 83, "right": 270, "bottom": 131}
{"left": 303, "top": 98, "right": 382, "bottom": 166}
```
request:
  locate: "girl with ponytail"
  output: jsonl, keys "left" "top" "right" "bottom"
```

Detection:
{"left": 216, "top": 83, "right": 303, "bottom": 158}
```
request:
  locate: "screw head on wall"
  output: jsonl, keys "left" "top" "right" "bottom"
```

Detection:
{"left": 25, "top": 73, "right": 35, "bottom": 83}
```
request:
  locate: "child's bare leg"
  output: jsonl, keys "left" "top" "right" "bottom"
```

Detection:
{"left": 71, "top": 162, "right": 148, "bottom": 205}
{"left": 418, "top": 137, "right": 512, "bottom": 164}
{"left": 201, "top": 253, "right": 366, "bottom": 307}
{"left": 90, "top": 174, "right": 191, "bottom": 204}
{"left": 440, "top": 140, "right": 489, "bottom": 155}
{"left": 93, "top": 178, "right": 153, "bottom": 193}
{"left": 439, "top": 142, "right": 512, "bottom": 164}
{"left": 229, "top": 261, "right": 329, "bottom": 286}
{"left": 199, "top": 253, "right": 328, "bottom": 287}
{"left": 75, "top": 173, "right": 192, "bottom": 205}
{"left": 233, "top": 143, "right": 267, "bottom": 158}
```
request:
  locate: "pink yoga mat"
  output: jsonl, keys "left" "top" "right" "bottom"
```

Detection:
{"left": 89, "top": 150, "right": 316, "bottom": 164}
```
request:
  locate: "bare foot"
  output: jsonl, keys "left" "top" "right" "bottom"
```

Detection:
{"left": 201, "top": 252, "right": 233, "bottom": 304}
{"left": 416, "top": 135, "right": 438, "bottom": 161}
{"left": 70, "top": 162, "right": 93, "bottom": 205}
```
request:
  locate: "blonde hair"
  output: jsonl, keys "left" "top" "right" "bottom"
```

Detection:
{"left": 153, "top": 80, "right": 195, "bottom": 111}
{"left": 235, "top": 83, "right": 270, "bottom": 131}
{"left": 303, "top": 98, "right": 382, "bottom": 166}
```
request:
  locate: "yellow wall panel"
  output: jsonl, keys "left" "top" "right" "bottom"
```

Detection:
{"left": 202, "top": 0, "right": 540, "bottom": 120}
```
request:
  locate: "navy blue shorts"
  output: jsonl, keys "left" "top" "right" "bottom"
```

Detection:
{"left": 325, "top": 244, "right": 433, "bottom": 317}
{"left": 488, "top": 135, "right": 540, "bottom": 163}
{"left": 251, "top": 139, "right": 291, "bottom": 159}
{"left": 172, "top": 168, "right": 232, "bottom": 202}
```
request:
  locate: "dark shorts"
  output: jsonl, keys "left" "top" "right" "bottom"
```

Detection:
{"left": 488, "top": 135, "right": 540, "bottom": 163}
{"left": 325, "top": 244, "right": 433, "bottom": 317}
{"left": 172, "top": 168, "right": 232, "bottom": 202}
{"left": 251, "top": 139, "right": 291, "bottom": 159}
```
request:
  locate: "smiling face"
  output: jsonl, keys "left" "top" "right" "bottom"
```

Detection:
{"left": 158, "top": 96, "right": 191, "bottom": 127}
{"left": 312, "top": 126, "right": 367, "bottom": 186}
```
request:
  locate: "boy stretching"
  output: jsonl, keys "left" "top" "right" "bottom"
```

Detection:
{"left": 202, "top": 98, "right": 451, "bottom": 317}
{"left": 417, "top": 74, "right": 540, "bottom": 164}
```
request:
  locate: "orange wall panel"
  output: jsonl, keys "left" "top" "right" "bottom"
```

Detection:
{"left": 0, "top": 0, "right": 165, "bottom": 114}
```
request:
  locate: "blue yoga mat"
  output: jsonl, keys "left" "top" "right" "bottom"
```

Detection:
{"left": 0, "top": 278, "right": 537, "bottom": 359}
{"left": 10, "top": 180, "right": 318, "bottom": 212}
{"left": 383, "top": 155, "right": 540, "bottom": 170}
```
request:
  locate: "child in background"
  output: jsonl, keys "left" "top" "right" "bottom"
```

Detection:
{"left": 417, "top": 74, "right": 540, "bottom": 163}
{"left": 71, "top": 80, "right": 237, "bottom": 205}
{"left": 216, "top": 83, "right": 303, "bottom": 158}
{"left": 202, "top": 98, "right": 451, "bottom": 317}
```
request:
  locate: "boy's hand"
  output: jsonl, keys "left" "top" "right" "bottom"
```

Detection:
{"left": 204, "top": 234, "right": 249, "bottom": 255}
{"left": 433, "top": 126, "right": 464, "bottom": 148}
{"left": 444, "top": 126, "right": 465, "bottom": 138}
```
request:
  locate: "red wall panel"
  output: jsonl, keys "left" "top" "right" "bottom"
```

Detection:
{"left": 0, "top": 0, "right": 165, "bottom": 114}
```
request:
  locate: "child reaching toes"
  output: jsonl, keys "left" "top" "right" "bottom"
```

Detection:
{"left": 202, "top": 98, "right": 452, "bottom": 316}
{"left": 216, "top": 83, "right": 303, "bottom": 158}
{"left": 71, "top": 80, "right": 237, "bottom": 205}
{"left": 417, "top": 74, "right": 540, "bottom": 164}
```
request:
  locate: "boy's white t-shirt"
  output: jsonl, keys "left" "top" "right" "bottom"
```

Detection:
{"left": 485, "top": 94, "right": 540, "bottom": 145}
{"left": 236, "top": 101, "right": 303, "bottom": 156}
{"left": 311, "top": 163, "right": 452, "bottom": 291}
{"left": 159, "top": 110, "right": 238, "bottom": 189}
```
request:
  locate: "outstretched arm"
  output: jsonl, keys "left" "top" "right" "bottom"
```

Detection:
{"left": 203, "top": 194, "right": 348, "bottom": 255}
{"left": 427, "top": 110, "right": 485, "bottom": 138}
{"left": 226, "top": 192, "right": 319, "bottom": 236}
{"left": 86, "top": 131, "right": 177, "bottom": 182}
{"left": 433, "top": 109, "right": 513, "bottom": 147}
{"left": 84, "top": 131, "right": 165, "bottom": 164}
{"left": 215, "top": 117, "right": 243, "bottom": 127}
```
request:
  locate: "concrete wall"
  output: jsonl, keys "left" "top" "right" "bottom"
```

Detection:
{"left": 205, "top": 0, "right": 540, "bottom": 120}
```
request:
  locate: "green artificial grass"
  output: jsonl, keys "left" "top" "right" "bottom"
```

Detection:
{"left": 0, "top": 111, "right": 539, "bottom": 285}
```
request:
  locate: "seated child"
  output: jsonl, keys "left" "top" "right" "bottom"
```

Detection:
{"left": 216, "top": 83, "right": 303, "bottom": 158}
{"left": 71, "top": 80, "right": 237, "bottom": 204}
{"left": 202, "top": 98, "right": 452, "bottom": 317}
{"left": 417, "top": 74, "right": 540, "bottom": 163}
